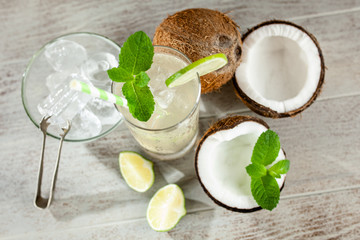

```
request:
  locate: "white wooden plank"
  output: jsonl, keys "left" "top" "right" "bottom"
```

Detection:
{"left": 1, "top": 1, "right": 359, "bottom": 119}
{"left": 1, "top": 0, "right": 359, "bottom": 64}
{"left": 1, "top": 94, "right": 359, "bottom": 237}
{"left": 4, "top": 188, "right": 359, "bottom": 240}
{"left": 3, "top": 10, "right": 360, "bottom": 118}
{"left": 1, "top": 0, "right": 360, "bottom": 239}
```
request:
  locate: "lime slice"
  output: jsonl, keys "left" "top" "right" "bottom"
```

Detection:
{"left": 119, "top": 151, "right": 154, "bottom": 192}
{"left": 147, "top": 184, "right": 186, "bottom": 232}
{"left": 165, "top": 53, "right": 228, "bottom": 88}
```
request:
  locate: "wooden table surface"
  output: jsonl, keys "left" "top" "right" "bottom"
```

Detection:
{"left": 1, "top": 0, "right": 360, "bottom": 239}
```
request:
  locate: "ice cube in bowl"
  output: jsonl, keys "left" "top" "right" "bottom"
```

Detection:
{"left": 45, "top": 39, "right": 88, "bottom": 73}
{"left": 21, "top": 32, "right": 123, "bottom": 142}
{"left": 81, "top": 52, "right": 118, "bottom": 89}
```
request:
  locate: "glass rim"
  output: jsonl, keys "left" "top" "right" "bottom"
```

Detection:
{"left": 111, "top": 45, "right": 201, "bottom": 132}
{"left": 21, "top": 32, "right": 123, "bottom": 142}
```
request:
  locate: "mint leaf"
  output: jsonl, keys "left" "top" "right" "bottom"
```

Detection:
{"left": 246, "top": 163, "right": 267, "bottom": 178}
{"left": 251, "top": 175, "right": 280, "bottom": 211}
{"left": 135, "top": 71, "right": 150, "bottom": 87}
{"left": 107, "top": 31, "right": 155, "bottom": 122}
{"left": 119, "top": 31, "right": 154, "bottom": 75}
{"left": 122, "top": 81, "right": 154, "bottom": 122}
{"left": 246, "top": 130, "right": 288, "bottom": 211}
{"left": 251, "top": 130, "right": 280, "bottom": 166}
{"left": 268, "top": 160, "right": 290, "bottom": 177}
{"left": 268, "top": 170, "right": 281, "bottom": 179}
{"left": 107, "top": 66, "right": 134, "bottom": 82}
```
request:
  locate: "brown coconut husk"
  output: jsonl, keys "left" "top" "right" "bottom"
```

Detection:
{"left": 195, "top": 115, "right": 286, "bottom": 212}
{"left": 153, "top": 8, "right": 242, "bottom": 94}
{"left": 233, "top": 20, "right": 325, "bottom": 118}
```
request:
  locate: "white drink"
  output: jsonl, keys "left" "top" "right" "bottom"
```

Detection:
{"left": 113, "top": 46, "right": 200, "bottom": 159}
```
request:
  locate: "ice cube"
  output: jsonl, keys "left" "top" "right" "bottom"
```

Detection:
{"left": 81, "top": 52, "right": 118, "bottom": 89}
{"left": 154, "top": 89, "right": 175, "bottom": 109}
{"left": 38, "top": 74, "right": 91, "bottom": 126}
{"left": 149, "top": 70, "right": 167, "bottom": 89}
{"left": 46, "top": 72, "right": 70, "bottom": 93}
{"left": 86, "top": 98, "right": 122, "bottom": 125}
{"left": 45, "top": 39, "right": 87, "bottom": 72}
{"left": 66, "top": 108, "right": 102, "bottom": 139}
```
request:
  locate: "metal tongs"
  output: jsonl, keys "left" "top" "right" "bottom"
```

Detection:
{"left": 34, "top": 116, "right": 71, "bottom": 209}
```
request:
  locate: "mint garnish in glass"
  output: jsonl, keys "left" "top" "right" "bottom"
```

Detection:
{"left": 246, "top": 130, "right": 290, "bottom": 211}
{"left": 107, "top": 31, "right": 155, "bottom": 122}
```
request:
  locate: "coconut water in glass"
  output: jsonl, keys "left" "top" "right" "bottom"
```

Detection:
{"left": 113, "top": 46, "right": 201, "bottom": 160}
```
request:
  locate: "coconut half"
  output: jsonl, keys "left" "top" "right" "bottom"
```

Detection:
{"left": 195, "top": 116, "right": 286, "bottom": 212}
{"left": 153, "top": 8, "right": 242, "bottom": 94}
{"left": 234, "top": 20, "right": 325, "bottom": 118}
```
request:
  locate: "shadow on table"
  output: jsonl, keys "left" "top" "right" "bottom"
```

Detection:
{"left": 49, "top": 130, "right": 156, "bottom": 222}
{"left": 49, "top": 121, "right": 217, "bottom": 230}
{"left": 49, "top": 178, "right": 216, "bottom": 231}
{"left": 48, "top": 162, "right": 173, "bottom": 222}
{"left": 49, "top": 189, "right": 149, "bottom": 222}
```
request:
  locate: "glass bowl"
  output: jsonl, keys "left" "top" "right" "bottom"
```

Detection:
{"left": 21, "top": 32, "right": 123, "bottom": 142}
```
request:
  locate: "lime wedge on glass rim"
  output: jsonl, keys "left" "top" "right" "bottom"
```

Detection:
{"left": 165, "top": 53, "right": 228, "bottom": 88}
{"left": 119, "top": 151, "right": 154, "bottom": 192}
{"left": 147, "top": 184, "right": 186, "bottom": 232}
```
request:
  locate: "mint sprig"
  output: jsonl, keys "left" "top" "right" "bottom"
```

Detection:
{"left": 107, "top": 31, "right": 155, "bottom": 122}
{"left": 246, "top": 130, "right": 290, "bottom": 211}
{"left": 246, "top": 163, "right": 267, "bottom": 178}
{"left": 269, "top": 160, "right": 290, "bottom": 178}
{"left": 251, "top": 129, "right": 280, "bottom": 166}
{"left": 251, "top": 175, "right": 280, "bottom": 210}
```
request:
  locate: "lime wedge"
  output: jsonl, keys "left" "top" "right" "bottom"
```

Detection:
{"left": 119, "top": 151, "right": 154, "bottom": 192}
{"left": 165, "top": 53, "right": 228, "bottom": 88}
{"left": 147, "top": 184, "right": 186, "bottom": 232}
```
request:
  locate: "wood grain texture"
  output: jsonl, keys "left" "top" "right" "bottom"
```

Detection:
{"left": 1, "top": 95, "right": 359, "bottom": 238}
{"left": 1, "top": 0, "right": 360, "bottom": 239}
{"left": 5, "top": 189, "right": 360, "bottom": 239}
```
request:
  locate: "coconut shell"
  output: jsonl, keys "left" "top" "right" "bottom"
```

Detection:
{"left": 195, "top": 115, "right": 286, "bottom": 212}
{"left": 233, "top": 20, "right": 325, "bottom": 118}
{"left": 153, "top": 8, "right": 242, "bottom": 94}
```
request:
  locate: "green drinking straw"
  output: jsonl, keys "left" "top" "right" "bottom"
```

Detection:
{"left": 69, "top": 80, "right": 127, "bottom": 107}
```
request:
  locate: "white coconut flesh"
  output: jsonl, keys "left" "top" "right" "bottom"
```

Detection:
{"left": 235, "top": 23, "right": 321, "bottom": 113}
{"left": 197, "top": 121, "right": 286, "bottom": 210}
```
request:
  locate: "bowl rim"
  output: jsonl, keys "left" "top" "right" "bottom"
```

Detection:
{"left": 21, "top": 32, "right": 123, "bottom": 142}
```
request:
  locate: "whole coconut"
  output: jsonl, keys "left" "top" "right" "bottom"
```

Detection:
{"left": 153, "top": 8, "right": 242, "bottom": 94}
